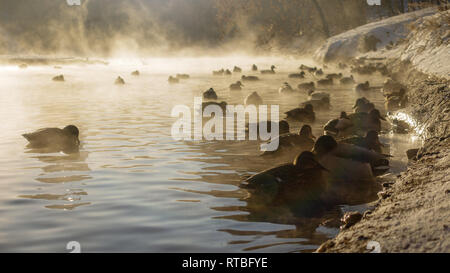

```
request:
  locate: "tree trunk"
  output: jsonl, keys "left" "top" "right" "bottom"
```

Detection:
{"left": 310, "top": 0, "right": 330, "bottom": 38}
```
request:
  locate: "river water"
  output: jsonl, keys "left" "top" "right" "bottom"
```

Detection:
{"left": 0, "top": 56, "right": 421, "bottom": 252}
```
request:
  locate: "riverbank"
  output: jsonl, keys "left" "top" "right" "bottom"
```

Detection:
{"left": 315, "top": 9, "right": 449, "bottom": 253}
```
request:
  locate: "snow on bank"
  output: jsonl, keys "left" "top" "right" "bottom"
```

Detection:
{"left": 313, "top": 8, "right": 437, "bottom": 63}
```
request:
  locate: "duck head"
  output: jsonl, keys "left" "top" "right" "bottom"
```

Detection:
{"left": 293, "top": 151, "right": 328, "bottom": 172}
{"left": 312, "top": 135, "right": 338, "bottom": 158}
{"left": 63, "top": 125, "right": 80, "bottom": 145}
{"left": 299, "top": 124, "right": 316, "bottom": 139}
{"left": 236, "top": 81, "right": 244, "bottom": 87}
{"left": 271, "top": 65, "right": 276, "bottom": 70}
{"left": 353, "top": 98, "right": 368, "bottom": 109}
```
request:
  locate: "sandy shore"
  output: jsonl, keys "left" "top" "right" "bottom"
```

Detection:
{"left": 315, "top": 10, "right": 449, "bottom": 253}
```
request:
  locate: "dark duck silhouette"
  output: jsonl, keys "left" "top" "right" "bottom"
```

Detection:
{"left": 22, "top": 125, "right": 80, "bottom": 153}
{"left": 288, "top": 72, "right": 305, "bottom": 79}
{"left": 229, "top": 81, "right": 244, "bottom": 91}
{"left": 297, "top": 82, "right": 315, "bottom": 92}
{"left": 323, "top": 112, "right": 353, "bottom": 137}
{"left": 285, "top": 104, "right": 315, "bottom": 122}
{"left": 115, "top": 76, "right": 125, "bottom": 85}
{"left": 52, "top": 75, "right": 65, "bottom": 82}
{"left": 131, "top": 70, "right": 140, "bottom": 76}
{"left": 252, "top": 64, "right": 258, "bottom": 71}
{"left": 241, "top": 75, "right": 259, "bottom": 82}
{"left": 261, "top": 65, "right": 276, "bottom": 74}
{"left": 300, "top": 97, "right": 330, "bottom": 111}
{"left": 241, "top": 151, "right": 329, "bottom": 214}
{"left": 233, "top": 66, "right": 242, "bottom": 73}
{"left": 168, "top": 76, "right": 179, "bottom": 84}
{"left": 312, "top": 135, "right": 386, "bottom": 204}
{"left": 261, "top": 125, "right": 316, "bottom": 157}
{"left": 203, "top": 88, "right": 218, "bottom": 100}
{"left": 348, "top": 109, "right": 386, "bottom": 133}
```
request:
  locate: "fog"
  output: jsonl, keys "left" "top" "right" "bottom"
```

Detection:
{"left": 0, "top": 0, "right": 388, "bottom": 58}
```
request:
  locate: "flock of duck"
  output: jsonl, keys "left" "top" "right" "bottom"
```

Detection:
{"left": 22, "top": 58, "right": 410, "bottom": 216}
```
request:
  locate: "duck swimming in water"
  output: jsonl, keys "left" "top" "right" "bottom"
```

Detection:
{"left": 131, "top": 70, "right": 140, "bottom": 76}
{"left": 353, "top": 97, "right": 372, "bottom": 113}
{"left": 300, "top": 97, "right": 330, "bottom": 111}
{"left": 203, "top": 88, "right": 218, "bottom": 100}
{"left": 233, "top": 66, "right": 242, "bottom": 73}
{"left": 289, "top": 72, "right": 305, "bottom": 79}
{"left": 297, "top": 82, "right": 315, "bottom": 92}
{"left": 115, "top": 76, "right": 125, "bottom": 85}
{"left": 313, "top": 135, "right": 386, "bottom": 204}
{"left": 262, "top": 125, "right": 316, "bottom": 157}
{"left": 241, "top": 75, "right": 260, "bottom": 82}
{"left": 229, "top": 81, "right": 244, "bottom": 91}
{"left": 261, "top": 65, "right": 276, "bottom": 74}
{"left": 340, "top": 130, "right": 383, "bottom": 154}
{"left": 242, "top": 151, "right": 328, "bottom": 212}
{"left": 340, "top": 75, "right": 355, "bottom": 85}
{"left": 323, "top": 112, "right": 353, "bottom": 137}
{"left": 224, "top": 69, "right": 232, "bottom": 75}
{"left": 252, "top": 64, "right": 258, "bottom": 71}
{"left": 168, "top": 76, "right": 179, "bottom": 84}
{"left": 244, "top": 92, "right": 263, "bottom": 106}
{"left": 326, "top": 73, "right": 343, "bottom": 80}
{"left": 285, "top": 104, "right": 315, "bottom": 122}
{"left": 308, "top": 90, "right": 330, "bottom": 101}
{"left": 348, "top": 109, "right": 386, "bottom": 133}
{"left": 176, "top": 74, "right": 190, "bottom": 79}
{"left": 52, "top": 75, "right": 65, "bottom": 82}
{"left": 22, "top": 125, "right": 80, "bottom": 153}
{"left": 278, "top": 82, "right": 294, "bottom": 94}
{"left": 317, "top": 78, "right": 333, "bottom": 86}
{"left": 213, "top": 69, "right": 224, "bottom": 76}
{"left": 354, "top": 81, "right": 370, "bottom": 92}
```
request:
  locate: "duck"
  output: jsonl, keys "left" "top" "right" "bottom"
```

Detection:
{"left": 288, "top": 72, "right": 305, "bottom": 79}
{"left": 317, "top": 78, "right": 333, "bottom": 86}
{"left": 352, "top": 97, "right": 372, "bottom": 113}
{"left": 244, "top": 92, "right": 263, "bottom": 105}
{"left": 340, "top": 130, "right": 383, "bottom": 154}
{"left": 323, "top": 112, "right": 353, "bottom": 137}
{"left": 52, "top": 75, "right": 65, "bottom": 82}
{"left": 261, "top": 65, "right": 276, "bottom": 74}
{"left": 385, "top": 91, "right": 408, "bottom": 112}
{"left": 262, "top": 125, "right": 316, "bottom": 157}
{"left": 326, "top": 73, "right": 343, "bottom": 80}
{"left": 297, "top": 82, "right": 315, "bottom": 92}
{"left": 202, "top": 101, "right": 227, "bottom": 113}
{"left": 176, "top": 74, "right": 190, "bottom": 79}
{"left": 278, "top": 82, "right": 294, "bottom": 94}
{"left": 22, "top": 125, "right": 80, "bottom": 152}
{"left": 340, "top": 75, "right": 355, "bottom": 85}
{"left": 229, "top": 81, "right": 244, "bottom": 91}
{"left": 252, "top": 64, "right": 258, "bottom": 71}
{"left": 224, "top": 69, "right": 232, "bottom": 75}
{"left": 348, "top": 109, "right": 386, "bottom": 133}
{"left": 312, "top": 135, "right": 386, "bottom": 204}
{"left": 241, "top": 75, "right": 260, "bottom": 82}
{"left": 168, "top": 76, "right": 179, "bottom": 84}
{"left": 213, "top": 69, "right": 224, "bottom": 76}
{"left": 300, "top": 97, "right": 330, "bottom": 111}
{"left": 354, "top": 81, "right": 370, "bottom": 92}
{"left": 300, "top": 65, "right": 317, "bottom": 73}
{"left": 233, "top": 66, "right": 242, "bottom": 73}
{"left": 314, "top": 69, "right": 324, "bottom": 76}
{"left": 203, "top": 88, "right": 218, "bottom": 100}
{"left": 308, "top": 90, "right": 330, "bottom": 101}
{"left": 131, "top": 70, "right": 140, "bottom": 76}
{"left": 242, "top": 151, "right": 328, "bottom": 212}
{"left": 285, "top": 104, "right": 315, "bottom": 122}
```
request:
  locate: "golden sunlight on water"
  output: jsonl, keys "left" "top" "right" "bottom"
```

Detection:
{"left": 0, "top": 56, "right": 422, "bottom": 252}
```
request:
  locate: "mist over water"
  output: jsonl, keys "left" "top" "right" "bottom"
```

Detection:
{"left": 0, "top": 56, "right": 422, "bottom": 252}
